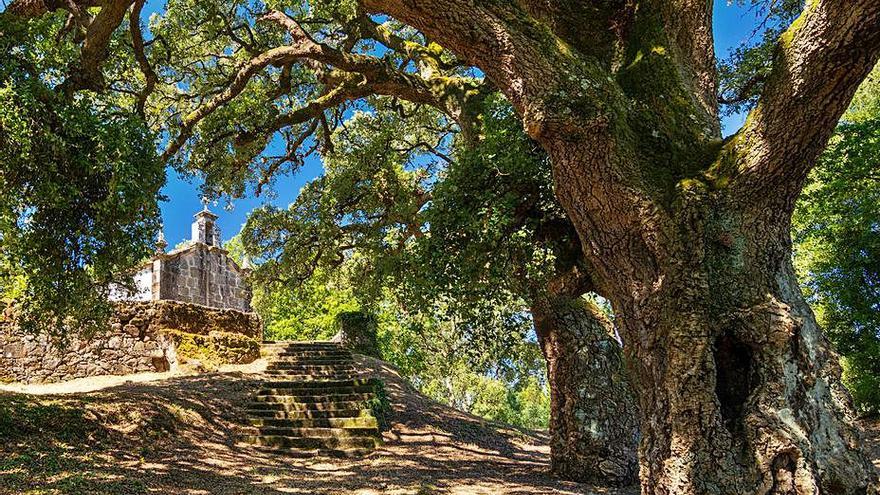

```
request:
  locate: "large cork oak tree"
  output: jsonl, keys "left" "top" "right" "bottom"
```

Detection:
{"left": 344, "top": 3, "right": 880, "bottom": 492}
{"left": 6, "top": 0, "right": 880, "bottom": 492}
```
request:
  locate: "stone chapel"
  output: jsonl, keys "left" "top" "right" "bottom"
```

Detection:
{"left": 111, "top": 207, "right": 253, "bottom": 312}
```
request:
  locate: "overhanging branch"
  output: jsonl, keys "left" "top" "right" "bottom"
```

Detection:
{"left": 727, "top": 0, "right": 880, "bottom": 205}
{"left": 161, "top": 8, "right": 489, "bottom": 162}
{"left": 129, "top": 0, "right": 156, "bottom": 117}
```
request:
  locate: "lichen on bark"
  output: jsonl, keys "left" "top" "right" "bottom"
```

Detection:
{"left": 532, "top": 294, "right": 639, "bottom": 486}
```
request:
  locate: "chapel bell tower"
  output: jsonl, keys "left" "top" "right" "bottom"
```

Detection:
{"left": 191, "top": 207, "right": 221, "bottom": 247}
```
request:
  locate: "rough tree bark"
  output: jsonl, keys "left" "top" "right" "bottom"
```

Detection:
{"left": 531, "top": 294, "right": 638, "bottom": 486}
{"left": 605, "top": 191, "right": 871, "bottom": 494}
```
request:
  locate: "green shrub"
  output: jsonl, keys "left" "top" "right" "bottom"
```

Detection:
{"left": 335, "top": 311, "right": 381, "bottom": 358}
{"left": 366, "top": 378, "right": 392, "bottom": 431}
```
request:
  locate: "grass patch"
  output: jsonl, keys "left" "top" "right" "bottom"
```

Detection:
{"left": 0, "top": 394, "right": 150, "bottom": 494}
{"left": 0, "top": 395, "right": 102, "bottom": 444}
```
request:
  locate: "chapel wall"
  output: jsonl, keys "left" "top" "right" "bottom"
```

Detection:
{"left": 158, "top": 244, "right": 251, "bottom": 312}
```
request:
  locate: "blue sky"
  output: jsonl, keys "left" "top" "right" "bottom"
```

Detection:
{"left": 159, "top": 2, "right": 765, "bottom": 247}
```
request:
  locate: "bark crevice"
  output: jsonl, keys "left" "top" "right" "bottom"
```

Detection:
{"left": 713, "top": 331, "right": 754, "bottom": 435}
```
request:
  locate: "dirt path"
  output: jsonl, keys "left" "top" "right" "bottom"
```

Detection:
{"left": 0, "top": 356, "right": 634, "bottom": 495}
{"left": 0, "top": 360, "right": 268, "bottom": 395}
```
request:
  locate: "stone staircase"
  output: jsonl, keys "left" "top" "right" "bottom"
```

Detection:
{"left": 243, "top": 341, "right": 382, "bottom": 456}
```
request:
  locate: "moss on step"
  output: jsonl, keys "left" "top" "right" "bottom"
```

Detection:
{"left": 164, "top": 329, "right": 260, "bottom": 369}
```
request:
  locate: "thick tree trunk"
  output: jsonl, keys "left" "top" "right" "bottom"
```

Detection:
{"left": 338, "top": 0, "right": 880, "bottom": 491}
{"left": 531, "top": 294, "right": 639, "bottom": 486}
{"left": 550, "top": 182, "right": 874, "bottom": 494}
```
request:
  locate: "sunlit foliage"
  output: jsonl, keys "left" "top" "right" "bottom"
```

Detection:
{"left": 0, "top": 14, "right": 164, "bottom": 335}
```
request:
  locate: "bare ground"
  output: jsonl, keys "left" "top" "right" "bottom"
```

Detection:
{"left": 0, "top": 356, "right": 636, "bottom": 495}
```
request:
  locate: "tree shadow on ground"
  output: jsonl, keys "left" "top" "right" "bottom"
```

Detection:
{"left": 0, "top": 362, "right": 635, "bottom": 494}
{"left": 354, "top": 355, "right": 545, "bottom": 458}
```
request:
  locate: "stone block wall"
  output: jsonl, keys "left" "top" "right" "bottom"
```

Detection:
{"left": 158, "top": 244, "right": 251, "bottom": 312}
{"left": 130, "top": 299, "right": 261, "bottom": 338}
{"left": 0, "top": 300, "right": 261, "bottom": 384}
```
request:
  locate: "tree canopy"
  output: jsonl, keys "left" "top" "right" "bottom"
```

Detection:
{"left": 0, "top": 13, "right": 164, "bottom": 335}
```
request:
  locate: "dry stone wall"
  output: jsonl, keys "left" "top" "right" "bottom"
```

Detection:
{"left": 0, "top": 300, "right": 261, "bottom": 384}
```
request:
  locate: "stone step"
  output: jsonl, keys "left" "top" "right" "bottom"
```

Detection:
{"left": 262, "top": 377, "right": 359, "bottom": 383}
{"left": 269, "top": 359, "right": 354, "bottom": 370}
{"left": 246, "top": 400, "right": 370, "bottom": 411}
{"left": 265, "top": 370, "right": 355, "bottom": 378}
{"left": 252, "top": 446, "right": 374, "bottom": 458}
{"left": 268, "top": 354, "right": 353, "bottom": 360}
{"left": 247, "top": 408, "right": 368, "bottom": 419}
{"left": 267, "top": 363, "right": 354, "bottom": 370}
{"left": 269, "top": 360, "right": 354, "bottom": 366}
{"left": 258, "top": 386, "right": 374, "bottom": 397}
{"left": 270, "top": 344, "right": 347, "bottom": 349}
{"left": 252, "top": 393, "right": 374, "bottom": 404}
{"left": 244, "top": 435, "right": 380, "bottom": 450}
{"left": 263, "top": 349, "right": 345, "bottom": 355}
{"left": 263, "top": 371, "right": 358, "bottom": 379}
{"left": 266, "top": 363, "right": 355, "bottom": 370}
{"left": 268, "top": 345, "right": 345, "bottom": 351}
{"left": 262, "top": 342, "right": 345, "bottom": 351}
{"left": 267, "top": 358, "right": 354, "bottom": 365}
{"left": 263, "top": 371, "right": 357, "bottom": 377}
{"left": 267, "top": 361, "right": 354, "bottom": 367}
{"left": 254, "top": 426, "right": 379, "bottom": 438}
{"left": 270, "top": 355, "right": 352, "bottom": 362}
{"left": 248, "top": 416, "right": 378, "bottom": 429}
{"left": 261, "top": 378, "right": 372, "bottom": 389}
{"left": 270, "top": 349, "right": 352, "bottom": 356}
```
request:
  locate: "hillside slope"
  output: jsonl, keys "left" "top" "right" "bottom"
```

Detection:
{"left": 0, "top": 355, "right": 637, "bottom": 495}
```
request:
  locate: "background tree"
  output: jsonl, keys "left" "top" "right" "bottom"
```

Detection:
{"left": 5, "top": 0, "right": 880, "bottom": 491}
{"left": 0, "top": 12, "right": 164, "bottom": 335}
{"left": 792, "top": 66, "right": 880, "bottom": 415}
{"left": 240, "top": 97, "right": 638, "bottom": 483}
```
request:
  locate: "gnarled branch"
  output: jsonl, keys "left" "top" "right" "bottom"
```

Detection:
{"left": 161, "top": 9, "right": 488, "bottom": 162}
{"left": 129, "top": 0, "right": 156, "bottom": 117}
{"left": 729, "top": 0, "right": 880, "bottom": 206}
